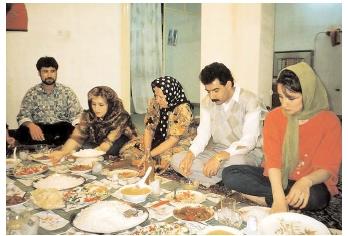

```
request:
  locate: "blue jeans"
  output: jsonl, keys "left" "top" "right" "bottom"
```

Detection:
{"left": 222, "top": 165, "right": 330, "bottom": 211}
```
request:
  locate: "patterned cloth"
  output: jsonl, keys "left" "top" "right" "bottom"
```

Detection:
{"left": 69, "top": 86, "right": 137, "bottom": 151}
{"left": 17, "top": 83, "right": 82, "bottom": 126}
{"left": 150, "top": 76, "right": 192, "bottom": 148}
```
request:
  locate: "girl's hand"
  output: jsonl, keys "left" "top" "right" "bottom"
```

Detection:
{"left": 286, "top": 177, "right": 312, "bottom": 209}
{"left": 271, "top": 197, "right": 288, "bottom": 213}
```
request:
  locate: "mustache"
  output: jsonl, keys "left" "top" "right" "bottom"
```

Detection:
{"left": 211, "top": 99, "right": 219, "bottom": 102}
{"left": 45, "top": 77, "right": 54, "bottom": 80}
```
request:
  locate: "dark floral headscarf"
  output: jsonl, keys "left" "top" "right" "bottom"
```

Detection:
{"left": 84, "top": 86, "right": 136, "bottom": 145}
{"left": 150, "top": 76, "right": 192, "bottom": 148}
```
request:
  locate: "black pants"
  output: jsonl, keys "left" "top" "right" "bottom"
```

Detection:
{"left": 83, "top": 134, "right": 130, "bottom": 157}
{"left": 222, "top": 165, "right": 331, "bottom": 211}
{"left": 15, "top": 121, "right": 74, "bottom": 146}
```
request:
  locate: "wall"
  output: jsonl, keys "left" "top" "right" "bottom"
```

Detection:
{"left": 275, "top": 3, "right": 342, "bottom": 115}
{"left": 201, "top": 3, "right": 274, "bottom": 107}
{"left": 6, "top": 3, "right": 130, "bottom": 128}
{"left": 164, "top": 3, "right": 201, "bottom": 104}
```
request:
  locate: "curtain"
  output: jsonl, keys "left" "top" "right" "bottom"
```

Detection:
{"left": 130, "top": 3, "right": 162, "bottom": 114}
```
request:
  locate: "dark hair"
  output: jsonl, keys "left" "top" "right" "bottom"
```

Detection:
{"left": 36, "top": 57, "right": 59, "bottom": 71}
{"left": 277, "top": 69, "right": 302, "bottom": 93}
{"left": 199, "top": 62, "right": 234, "bottom": 86}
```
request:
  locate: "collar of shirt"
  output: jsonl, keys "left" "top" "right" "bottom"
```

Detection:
{"left": 222, "top": 86, "right": 240, "bottom": 112}
{"left": 37, "top": 83, "right": 60, "bottom": 95}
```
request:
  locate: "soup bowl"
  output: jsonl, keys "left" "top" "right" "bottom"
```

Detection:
{"left": 119, "top": 184, "right": 152, "bottom": 203}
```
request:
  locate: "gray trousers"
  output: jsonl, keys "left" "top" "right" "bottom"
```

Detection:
{"left": 171, "top": 143, "right": 263, "bottom": 187}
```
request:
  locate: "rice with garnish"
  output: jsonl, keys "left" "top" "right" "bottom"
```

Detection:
{"left": 73, "top": 201, "right": 148, "bottom": 233}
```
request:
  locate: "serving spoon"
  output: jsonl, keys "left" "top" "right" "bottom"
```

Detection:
{"left": 136, "top": 166, "right": 153, "bottom": 187}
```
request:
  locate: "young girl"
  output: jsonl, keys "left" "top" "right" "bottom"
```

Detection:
{"left": 49, "top": 86, "right": 137, "bottom": 163}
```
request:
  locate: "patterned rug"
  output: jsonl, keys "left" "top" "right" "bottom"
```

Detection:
{"left": 160, "top": 168, "right": 342, "bottom": 230}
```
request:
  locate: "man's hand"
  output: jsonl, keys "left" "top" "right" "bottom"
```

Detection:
{"left": 202, "top": 151, "right": 229, "bottom": 177}
{"left": 286, "top": 177, "right": 312, "bottom": 209}
{"left": 179, "top": 151, "right": 194, "bottom": 176}
{"left": 26, "top": 122, "right": 45, "bottom": 141}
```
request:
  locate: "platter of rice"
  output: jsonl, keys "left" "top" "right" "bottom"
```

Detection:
{"left": 72, "top": 200, "right": 149, "bottom": 234}
{"left": 33, "top": 174, "right": 85, "bottom": 190}
{"left": 72, "top": 149, "right": 105, "bottom": 158}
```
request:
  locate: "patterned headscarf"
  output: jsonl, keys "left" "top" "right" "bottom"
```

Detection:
{"left": 84, "top": 86, "right": 134, "bottom": 145}
{"left": 151, "top": 76, "right": 192, "bottom": 148}
{"left": 279, "top": 62, "right": 329, "bottom": 188}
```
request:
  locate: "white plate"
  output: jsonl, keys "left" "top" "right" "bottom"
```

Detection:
{"left": 14, "top": 163, "right": 49, "bottom": 178}
{"left": 165, "top": 190, "right": 206, "bottom": 207}
{"left": 72, "top": 200, "right": 149, "bottom": 234}
{"left": 69, "top": 165, "right": 92, "bottom": 174}
{"left": 259, "top": 212, "right": 330, "bottom": 235}
{"left": 173, "top": 204, "right": 215, "bottom": 223}
{"left": 238, "top": 206, "right": 271, "bottom": 222}
{"left": 199, "top": 225, "right": 243, "bottom": 235}
{"left": 72, "top": 149, "right": 105, "bottom": 158}
{"left": 107, "top": 169, "right": 139, "bottom": 181}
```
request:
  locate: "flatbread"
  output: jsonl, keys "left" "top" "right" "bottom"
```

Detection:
{"left": 31, "top": 188, "right": 65, "bottom": 210}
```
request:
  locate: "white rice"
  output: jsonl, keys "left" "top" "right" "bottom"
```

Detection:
{"left": 33, "top": 174, "right": 84, "bottom": 190}
{"left": 73, "top": 201, "right": 148, "bottom": 233}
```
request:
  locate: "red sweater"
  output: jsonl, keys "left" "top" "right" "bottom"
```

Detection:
{"left": 263, "top": 107, "right": 342, "bottom": 196}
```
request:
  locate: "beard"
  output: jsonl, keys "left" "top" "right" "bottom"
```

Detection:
{"left": 42, "top": 77, "right": 56, "bottom": 85}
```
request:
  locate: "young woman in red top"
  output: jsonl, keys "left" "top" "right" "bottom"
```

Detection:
{"left": 222, "top": 62, "right": 341, "bottom": 212}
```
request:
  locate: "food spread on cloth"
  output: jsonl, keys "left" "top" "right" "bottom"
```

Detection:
{"left": 31, "top": 188, "right": 65, "bottom": 210}
{"left": 132, "top": 222, "right": 189, "bottom": 235}
{"left": 72, "top": 200, "right": 148, "bottom": 234}
{"left": 14, "top": 163, "right": 48, "bottom": 178}
{"left": 33, "top": 174, "right": 85, "bottom": 190}
{"left": 63, "top": 183, "right": 109, "bottom": 206}
{"left": 173, "top": 204, "right": 214, "bottom": 222}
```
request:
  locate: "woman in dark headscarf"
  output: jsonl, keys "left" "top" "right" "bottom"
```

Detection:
{"left": 222, "top": 62, "right": 341, "bottom": 212}
{"left": 49, "top": 86, "right": 137, "bottom": 163}
{"left": 120, "top": 76, "right": 196, "bottom": 173}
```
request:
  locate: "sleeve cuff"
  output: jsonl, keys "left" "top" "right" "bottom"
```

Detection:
{"left": 18, "top": 118, "right": 32, "bottom": 127}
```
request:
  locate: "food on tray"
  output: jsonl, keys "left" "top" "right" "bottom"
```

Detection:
{"left": 64, "top": 183, "right": 109, "bottom": 205}
{"left": 72, "top": 200, "right": 148, "bottom": 233}
{"left": 33, "top": 174, "right": 84, "bottom": 190}
{"left": 173, "top": 205, "right": 214, "bottom": 222}
{"left": 35, "top": 155, "right": 50, "bottom": 160}
{"left": 132, "top": 222, "right": 189, "bottom": 235}
{"left": 106, "top": 160, "right": 129, "bottom": 170}
{"left": 31, "top": 188, "right": 65, "bottom": 210}
{"left": 6, "top": 194, "right": 27, "bottom": 206}
{"left": 121, "top": 186, "right": 151, "bottom": 195}
{"left": 14, "top": 163, "right": 48, "bottom": 177}
{"left": 70, "top": 164, "right": 92, "bottom": 171}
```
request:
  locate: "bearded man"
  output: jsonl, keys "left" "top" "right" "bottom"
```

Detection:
{"left": 16, "top": 56, "right": 82, "bottom": 145}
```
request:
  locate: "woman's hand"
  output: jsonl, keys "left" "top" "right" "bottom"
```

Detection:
{"left": 271, "top": 197, "right": 288, "bottom": 213}
{"left": 48, "top": 151, "right": 65, "bottom": 165}
{"left": 286, "top": 177, "right": 312, "bottom": 209}
{"left": 179, "top": 151, "right": 194, "bottom": 176}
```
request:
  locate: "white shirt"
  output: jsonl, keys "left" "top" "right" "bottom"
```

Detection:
{"left": 189, "top": 86, "right": 262, "bottom": 157}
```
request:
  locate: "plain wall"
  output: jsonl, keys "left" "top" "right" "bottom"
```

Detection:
{"left": 164, "top": 3, "right": 201, "bottom": 104}
{"left": 201, "top": 3, "right": 274, "bottom": 107}
{"left": 6, "top": 3, "right": 130, "bottom": 129}
{"left": 275, "top": 3, "right": 342, "bottom": 115}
